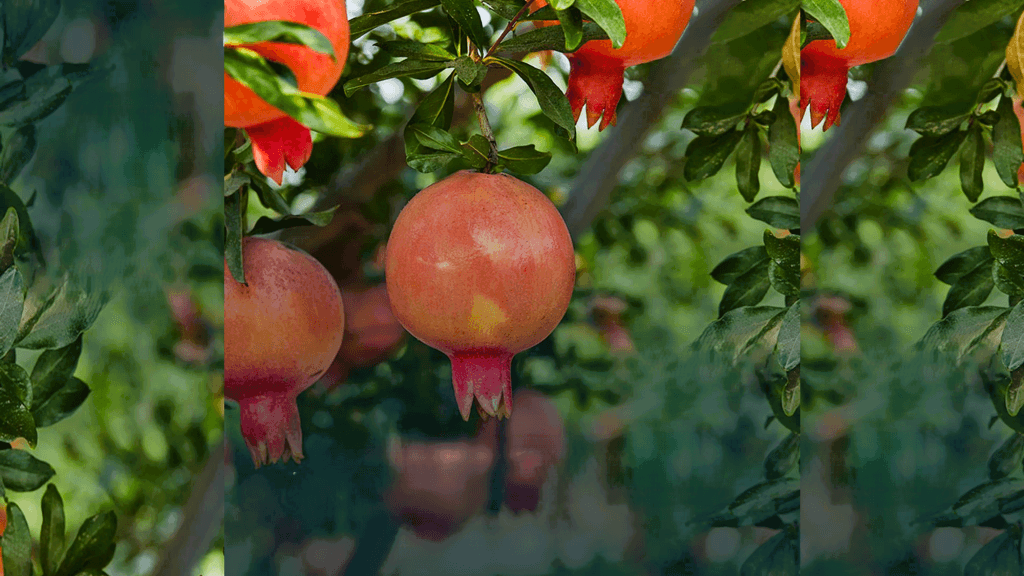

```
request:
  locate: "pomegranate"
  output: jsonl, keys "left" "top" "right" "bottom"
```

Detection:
{"left": 589, "top": 295, "right": 634, "bottom": 353}
{"left": 337, "top": 283, "right": 407, "bottom": 368}
{"left": 1014, "top": 97, "right": 1024, "bottom": 184}
{"left": 225, "top": 237, "right": 345, "bottom": 466}
{"left": 385, "top": 171, "right": 576, "bottom": 421}
{"left": 503, "top": 390, "right": 566, "bottom": 513}
{"left": 224, "top": 0, "right": 350, "bottom": 184}
{"left": 531, "top": 0, "right": 694, "bottom": 130}
{"left": 384, "top": 430, "right": 497, "bottom": 541}
{"left": 801, "top": 0, "right": 917, "bottom": 130}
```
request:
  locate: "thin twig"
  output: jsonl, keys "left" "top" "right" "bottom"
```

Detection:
{"left": 485, "top": 2, "right": 533, "bottom": 59}
{"left": 472, "top": 91, "right": 500, "bottom": 171}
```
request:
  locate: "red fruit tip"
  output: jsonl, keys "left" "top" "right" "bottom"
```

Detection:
{"left": 245, "top": 116, "right": 314, "bottom": 185}
{"left": 566, "top": 56, "right": 626, "bottom": 132}
{"left": 449, "top": 351, "right": 513, "bottom": 421}
{"left": 800, "top": 55, "right": 850, "bottom": 132}
{"left": 238, "top": 393, "right": 305, "bottom": 468}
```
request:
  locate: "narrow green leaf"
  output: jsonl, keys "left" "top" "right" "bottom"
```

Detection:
{"left": 683, "top": 130, "right": 745, "bottom": 181}
{"left": 41, "top": 483, "right": 66, "bottom": 576}
{"left": 764, "top": 432, "right": 800, "bottom": 480}
{"left": 736, "top": 126, "right": 762, "bottom": 202}
{"left": 711, "top": 246, "right": 770, "bottom": 285}
{"left": 0, "top": 207, "right": 17, "bottom": 271}
{"left": 0, "top": 77, "right": 72, "bottom": 127}
{"left": 223, "top": 21, "right": 335, "bottom": 59}
{"left": 942, "top": 257, "right": 996, "bottom": 317}
{"left": 960, "top": 126, "right": 985, "bottom": 202}
{"left": 0, "top": 266, "right": 24, "bottom": 356}
{"left": 802, "top": 0, "right": 851, "bottom": 49}
{"left": 493, "top": 21, "right": 609, "bottom": 54}
{"left": 936, "top": 246, "right": 992, "bottom": 285}
{"left": 746, "top": 196, "right": 800, "bottom": 230}
{"left": 350, "top": 0, "right": 442, "bottom": 39}
{"left": 0, "top": 450, "right": 53, "bottom": 491}
{"left": 32, "top": 377, "right": 89, "bottom": 428}
{"left": 681, "top": 105, "right": 747, "bottom": 137}
{"left": 496, "top": 145, "right": 552, "bottom": 175}
{"left": 970, "top": 196, "right": 1024, "bottom": 230}
{"left": 3, "top": 0, "right": 61, "bottom": 60}
{"left": 907, "top": 130, "right": 968, "bottom": 182}
{"left": 719, "top": 261, "right": 772, "bottom": 316}
{"left": 247, "top": 209, "right": 338, "bottom": 235}
{"left": 29, "top": 336, "right": 82, "bottom": 413}
{"left": 993, "top": 96, "right": 1024, "bottom": 188}
{"left": 343, "top": 58, "right": 451, "bottom": 97}
{"left": 574, "top": 0, "right": 626, "bottom": 49}
{"left": 905, "top": 106, "right": 971, "bottom": 137}
{"left": 2, "top": 502, "right": 32, "bottom": 576}
{"left": 776, "top": 302, "right": 800, "bottom": 371}
{"left": 1004, "top": 301, "right": 1024, "bottom": 372}
{"left": 440, "top": 0, "right": 490, "bottom": 49}
{"left": 768, "top": 96, "right": 799, "bottom": 189}
{"left": 55, "top": 512, "right": 117, "bottom": 576}
{"left": 225, "top": 190, "right": 245, "bottom": 285}
{"left": 555, "top": 7, "right": 584, "bottom": 51}
{"left": 408, "top": 123, "right": 463, "bottom": 153}
{"left": 0, "top": 125, "right": 36, "bottom": 184}
{"left": 490, "top": 57, "right": 576, "bottom": 141}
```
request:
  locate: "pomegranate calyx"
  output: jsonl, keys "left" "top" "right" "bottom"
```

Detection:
{"left": 800, "top": 55, "right": 849, "bottom": 131}
{"left": 566, "top": 56, "right": 626, "bottom": 131}
{"left": 246, "top": 116, "right": 313, "bottom": 185}
{"left": 237, "top": 392, "right": 304, "bottom": 467}
{"left": 448, "top": 351, "right": 513, "bottom": 421}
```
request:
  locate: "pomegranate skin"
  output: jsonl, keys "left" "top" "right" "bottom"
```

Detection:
{"left": 385, "top": 171, "right": 576, "bottom": 420}
{"left": 225, "top": 237, "right": 345, "bottom": 466}
{"left": 224, "top": 0, "right": 350, "bottom": 129}
{"left": 801, "top": 0, "right": 917, "bottom": 130}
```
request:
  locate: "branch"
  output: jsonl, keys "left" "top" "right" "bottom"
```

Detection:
{"left": 800, "top": 0, "right": 965, "bottom": 230}
{"left": 559, "top": 0, "right": 745, "bottom": 240}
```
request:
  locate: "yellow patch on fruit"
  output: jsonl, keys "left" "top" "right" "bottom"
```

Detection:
{"left": 469, "top": 293, "right": 507, "bottom": 337}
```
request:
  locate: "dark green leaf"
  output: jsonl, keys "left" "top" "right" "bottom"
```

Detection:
{"left": 460, "top": 134, "right": 491, "bottom": 169}
{"left": 0, "top": 266, "right": 24, "bottom": 356}
{"left": 493, "top": 21, "right": 609, "bottom": 54}
{"left": 960, "top": 126, "right": 985, "bottom": 202}
{"left": 1004, "top": 302, "right": 1024, "bottom": 372}
{"left": 406, "top": 151, "right": 462, "bottom": 173}
{"left": 989, "top": 230, "right": 1024, "bottom": 277}
{"left": 964, "top": 526, "right": 1022, "bottom": 576}
{"left": 41, "top": 483, "right": 65, "bottom": 576}
{"left": 223, "top": 171, "right": 249, "bottom": 199}
{"left": 936, "top": 246, "right": 992, "bottom": 285}
{"left": 719, "top": 260, "right": 772, "bottom": 316}
{"left": 802, "top": 0, "right": 850, "bottom": 49}
{"left": 0, "top": 125, "right": 36, "bottom": 184}
{"left": 496, "top": 145, "right": 552, "bottom": 175}
{"left": 728, "top": 478, "right": 799, "bottom": 525}
{"left": 0, "top": 383, "right": 34, "bottom": 447}
{"left": 32, "top": 377, "right": 89, "bottom": 428}
{"left": 223, "top": 21, "right": 335, "bottom": 58}
{"left": 683, "top": 130, "right": 745, "bottom": 181}
{"left": 29, "top": 336, "right": 82, "bottom": 415}
{"left": 775, "top": 302, "right": 800, "bottom": 371}
{"left": 380, "top": 39, "right": 457, "bottom": 62}
{"left": 15, "top": 275, "right": 106, "bottom": 351}
{"left": 936, "top": 0, "right": 1024, "bottom": 43}
{"left": 55, "top": 512, "right": 117, "bottom": 576}
{"left": 343, "top": 58, "right": 452, "bottom": 97}
{"left": 2, "top": 502, "right": 31, "bottom": 576}
{"left": 740, "top": 526, "right": 798, "bottom": 576}
{"left": 768, "top": 97, "right": 799, "bottom": 189}
{"left": 971, "top": 197, "right": 1024, "bottom": 230}
{"left": 247, "top": 209, "right": 338, "bottom": 235}
{"left": 225, "top": 190, "right": 245, "bottom": 285}
{"left": 0, "top": 361, "right": 30, "bottom": 407}
{"left": 681, "top": 106, "right": 747, "bottom": 137}
{"left": 736, "top": 127, "right": 762, "bottom": 202}
{"left": 905, "top": 106, "right": 971, "bottom": 137}
{"left": 713, "top": 0, "right": 800, "bottom": 43}
{"left": 0, "top": 183, "right": 40, "bottom": 264}
{"left": 454, "top": 55, "right": 488, "bottom": 88}
{"left": 574, "top": 0, "right": 626, "bottom": 49}
{"left": 0, "top": 76, "right": 72, "bottom": 127}
{"left": 695, "top": 306, "right": 788, "bottom": 363}
{"left": 0, "top": 206, "right": 17, "bottom": 271}
{"left": 408, "top": 123, "right": 463, "bottom": 153}
{"left": 919, "top": 306, "right": 1011, "bottom": 360}
{"left": 440, "top": 0, "right": 490, "bottom": 49}
{"left": 711, "top": 246, "right": 769, "bottom": 285}
{"left": 942, "top": 257, "right": 996, "bottom": 317}
{"left": 763, "top": 230, "right": 799, "bottom": 268}
{"left": 764, "top": 432, "right": 800, "bottom": 480}
{"left": 0, "top": 450, "right": 53, "bottom": 491}
{"left": 746, "top": 196, "right": 800, "bottom": 230}
{"left": 349, "top": 0, "right": 442, "bottom": 39}
{"left": 769, "top": 260, "right": 800, "bottom": 296}
{"left": 2, "top": 0, "right": 61, "bottom": 60}
{"left": 907, "top": 130, "right": 968, "bottom": 182}
{"left": 1006, "top": 374, "right": 1024, "bottom": 417}
{"left": 490, "top": 57, "right": 576, "bottom": 141}
{"left": 480, "top": 0, "right": 528, "bottom": 20}
{"left": 994, "top": 96, "right": 1024, "bottom": 188}
{"left": 225, "top": 47, "right": 368, "bottom": 137}
{"left": 411, "top": 72, "right": 457, "bottom": 130}
{"left": 995, "top": 262, "right": 1024, "bottom": 298}
{"left": 555, "top": 7, "right": 584, "bottom": 51}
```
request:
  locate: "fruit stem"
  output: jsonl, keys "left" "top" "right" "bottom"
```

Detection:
{"left": 472, "top": 91, "right": 500, "bottom": 173}
{"left": 485, "top": 2, "right": 533, "bottom": 59}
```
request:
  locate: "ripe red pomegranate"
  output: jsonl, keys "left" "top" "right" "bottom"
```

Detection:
{"left": 224, "top": 0, "right": 350, "bottom": 184}
{"left": 503, "top": 390, "right": 566, "bottom": 513}
{"left": 531, "top": 0, "right": 694, "bottom": 130}
{"left": 801, "top": 0, "right": 917, "bottom": 130}
{"left": 1014, "top": 98, "right": 1024, "bottom": 184}
{"left": 225, "top": 237, "right": 345, "bottom": 466}
{"left": 337, "top": 283, "right": 407, "bottom": 368}
{"left": 384, "top": 431, "right": 496, "bottom": 541}
{"left": 590, "top": 295, "right": 634, "bottom": 353}
{"left": 385, "top": 171, "right": 576, "bottom": 421}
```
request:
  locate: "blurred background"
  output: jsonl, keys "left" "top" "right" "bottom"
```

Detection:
{"left": 800, "top": 0, "right": 1023, "bottom": 573}
{"left": 10, "top": 0, "right": 224, "bottom": 575}
{"left": 225, "top": 1, "right": 797, "bottom": 575}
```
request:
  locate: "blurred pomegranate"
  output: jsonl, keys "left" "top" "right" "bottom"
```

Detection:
{"left": 589, "top": 295, "right": 634, "bottom": 353}
{"left": 337, "top": 284, "right": 407, "bottom": 367}
{"left": 814, "top": 295, "right": 858, "bottom": 353}
{"left": 503, "top": 390, "right": 566, "bottom": 513}
{"left": 300, "top": 536, "right": 356, "bottom": 576}
{"left": 166, "top": 286, "right": 211, "bottom": 363}
{"left": 384, "top": 426, "right": 497, "bottom": 540}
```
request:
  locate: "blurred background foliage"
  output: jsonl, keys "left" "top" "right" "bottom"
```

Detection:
{"left": 802, "top": 1, "right": 1024, "bottom": 574}
{"left": 225, "top": 0, "right": 797, "bottom": 575}
{"left": 9, "top": 0, "right": 223, "bottom": 575}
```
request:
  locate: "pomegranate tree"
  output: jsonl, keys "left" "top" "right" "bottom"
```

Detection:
{"left": 224, "top": 0, "right": 350, "bottom": 183}
{"left": 385, "top": 171, "right": 576, "bottom": 420}
{"left": 225, "top": 237, "right": 345, "bottom": 466}
{"left": 503, "top": 390, "right": 566, "bottom": 513}
{"left": 801, "top": 0, "right": 917, "bottom": 130}
{"left": 533, "top": 0, "right": 694, "bottom": 130}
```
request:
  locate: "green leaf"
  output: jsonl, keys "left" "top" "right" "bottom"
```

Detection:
{"left": 919, "top": 306, "right": 1009, "bottom": 360}
{"left": 480, "top": 0, "right": 528, "bottom": 20}
{"left": 995, "top": 262, "right": 1024, "bottom": 298}
{"left": 989, "top": 230, "right": 1024, "bottom": 278}
{"left": 496, "top": 145, "right": 552, "bottom": 175}
{"left": 740, "top": 527, "right": 798, "bottom": 576}
{"left": 225, "top": 47, "right": 368, "bottom": 137}
{"left": 907, "top": 130, "right": 968, "bottom": 182}
{"left": 0, "top": 361, "right": 30, "bottom": 407}
{"left": 942, "top": 257, "right": 996, "bottom": 317}
{"left": 937, "top": 246, "right": 992, "bottom": 285}
{"left": 440, "top": 0, "right": 491, "bottom": 50}
{"left": 223, "top": 21, "right": 336, "bottom": 59}
{"left": 719, "top": 260, "right": 772, "bottom": 317}
{"left": 405, "top": 151, "right": 462, "bottom": 173}
{"left": 936, "top": 0, "right": 1024, "bottom": 44}
{"left": 802, "top": 0, "right": 850, "bottom": 49}
{"left": 768, "top": 96, "right": 799, "bottom": 189}
{"left": 1006, "top": 373, "right": 1024, "bottom": 417}
{"left": 695, "top": 306, "right": 788, "bottom": 363}
{"left": 460, "top": 134, "right": 491, "bottom": 169}
{"left": 408, "top": 123, "right": 463, "bottom": 154}
{"left": 711, "top": 246, "right": 769, "bottom": 285}
{"left": 41, "top": 483, "right": 65, "bottom": 576}
{"left": 343, "top": 58, "right": 451, "bottom": 97}
{"left": 994, "top": 96, "right": 1024, "bottom": 188}
{"left": 971, "top": 197, "right": 1024, "bottom": 230}
{"left": 1004, "top": 302, "right": 1024, "bottom": 372}
{"left": 0, "top": 450, "right": 53, "bottom": 491}
{"left": 16, "top": 275, "right": 107, "bottom": 350}
{"left": 2, "top": 0, "right": 61, "bottom": 60}
{"left": 574, "top": 0, "right": 626, "bottom": 49}
{"left": 0, "top": 266, "right": 24, "bottom": 356}
{"left": 29, "top": 336, "right": 82, "bottom": 412}
{"left": 349, "top": 0, "right": 441, "bottom": 39}
{"left": 905, "top": 106, "right": 971, "bottom": 137}
{"left": 247, "top": 209, "right": 338, "bottom": 235}
{"left": 681, "top": 105, "right": 747, "bottom": 137}
{"left": 0, "top": 384, "right": 34, "bottom": 447}
{"left": 489, "top": 57, "right": 576, "bottom": 141}
{"left": 0, "top": 125, "right": 36, "bottom": 184}
{"left": 493, "top": 21, "right": 609, "bottom": 54}
{"left": 735, "top": 126, "right": 762, "bottom": 202}
{"left": 746, "top": 196, "right": 800, "bottom": 230}
{"left": 764, "top": 230, "right": 799, "bottom": 269}
{"left": 410, "top": 72, "right": 457, "bottom": 130}
{"left": 727, "top": 478, "right": 799, "bottom": 525}
{"left": 0, "top": 206, "right": 17, "bottom": 271}
{"left": 381, "top": 40, "right": 457, "bottom": 62}
{"left": 555, "top": 7, "right": 585, "bottom": 51}
{"left": 55, "top": 512, "right": 117, "bottom": 576}
{"left": 713, "top": 0, "right": 800, "bottom": 43}
{"left": 32, "top": 377, "right": 89, "bottom": 428}
{"left": 225, "top": 190, "right": 245, "bottom": 285}
{"left": 0, "top": 183, "right": 41, "bottom": 264}
{"left": 964, "top": 525, "right": 1022, "bottom": 576}
{"left": 0, "top": 76, "right": 72, "bottom": 127}
{"left": 2, "top": 502, "right": 32, "bottom": 576}
{"left": 988, "top": 433, "right": 1024, "bottom": 480}
{"left": 960, "top": 126, "right": 985, "bottom": 202}
{"left": 775, "top": 302, "right": 800, "bottom": 371}
{"left": 683, "top": 130, "right": 745, "bottom": 181}
{"left": 223, "top": 170, "right": 249, "bottom": 199}
{"left": 764, "top": 432, "right": 800, "bottom": 480}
